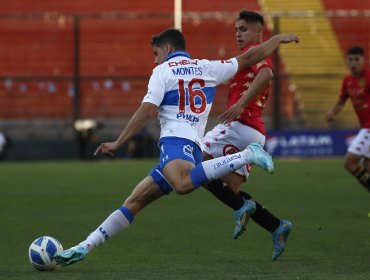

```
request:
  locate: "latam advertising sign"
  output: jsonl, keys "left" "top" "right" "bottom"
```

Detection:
{"left": 265, "top": 130, "right": 358, "bottom": 157}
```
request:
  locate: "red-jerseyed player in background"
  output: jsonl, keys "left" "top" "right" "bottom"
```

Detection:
{"left": 202, "top": 10, "right": 292, "bottom": 261}
{"left": 326, "top": 46, "right": 370, "bottom": 192}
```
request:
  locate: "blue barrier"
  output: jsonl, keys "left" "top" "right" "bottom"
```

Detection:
{"left": 265, "top": 130, "right": 358, "bottom": 157}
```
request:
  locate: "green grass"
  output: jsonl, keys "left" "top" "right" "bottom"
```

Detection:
{"left": 0, "top": 159, "right": 369, "bottom": 280}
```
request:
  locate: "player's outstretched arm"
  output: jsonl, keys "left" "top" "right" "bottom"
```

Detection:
{"left": 219, "top": 67, "right": 273, "bottom": 123}
{"left": 236, "top": 34, "right": 299, "bottom": 73}
{"left": 326, "top": 99, "right": 345, "bottom": 122}
{"left": 94, "top": 102, "right": 158, "bottom": 157}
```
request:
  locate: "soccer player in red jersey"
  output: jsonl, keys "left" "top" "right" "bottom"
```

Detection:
{"left": 202, "top": 10, "right": 292, "bottom": 261}
{"left": 326, "top": 46, "right": 370, "bottom": 192}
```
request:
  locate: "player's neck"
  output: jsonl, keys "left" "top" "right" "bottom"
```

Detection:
{"left": 351, "top": 69, "right": 364, "bottom": 77}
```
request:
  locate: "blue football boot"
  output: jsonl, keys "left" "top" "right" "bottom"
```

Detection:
{"left": 272, "top": 220, "right": 292, "bottom": 261}
{"left": 54, "top": 245, "right": 90, "bottom": 266}
{"left": 233, "top": 199, "right": 256, "bottom": 239}
{"left": 248, "top": 143, "right": 275, "bottom": 174}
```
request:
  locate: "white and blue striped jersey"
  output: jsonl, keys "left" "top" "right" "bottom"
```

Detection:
{"left": 142, "top": 51, "right": 238, "bottom": 148}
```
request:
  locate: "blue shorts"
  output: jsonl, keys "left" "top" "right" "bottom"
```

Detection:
{"left": 149, "top": 137, "right": 202, "bottom": 194}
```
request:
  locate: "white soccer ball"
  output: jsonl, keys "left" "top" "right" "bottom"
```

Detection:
{"left": 28, "top": 236, "right": 63, "bottom": 271}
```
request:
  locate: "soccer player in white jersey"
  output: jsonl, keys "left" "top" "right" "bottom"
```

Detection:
{"left": 54, "top": 29, "right": 299, "bottom": 266}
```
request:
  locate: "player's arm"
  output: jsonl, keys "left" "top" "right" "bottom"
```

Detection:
{"left": 94, "top": 102, "right": 158, "bottom": 156}
{"left": 236, "top": 34, "right": 299, "bottom": 73}
{"left": 219, "top": 67, "right": 273, "bottom": 123}
{"left": 326, "top": 99, "right": 346, "bottom": 122}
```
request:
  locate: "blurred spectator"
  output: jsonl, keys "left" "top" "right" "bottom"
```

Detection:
{"left": 0, "top": 132, "right": 11, "bottom": 160}
{"left": 124, "top": 128, "right": 155, "bottom": 159}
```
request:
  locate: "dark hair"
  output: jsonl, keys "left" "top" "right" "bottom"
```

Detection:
{"left": 151, "top": 28, "right": 186, "bottom": 51}
{"left": 347, "top": 46, "right": 364, "bottom": 56}
{"left": 238, "top": 10, "right": 264, "bottom": 26}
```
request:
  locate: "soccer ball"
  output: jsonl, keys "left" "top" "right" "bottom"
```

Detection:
{"left": 28, "top": 236, "right": 63, "bottom": 271}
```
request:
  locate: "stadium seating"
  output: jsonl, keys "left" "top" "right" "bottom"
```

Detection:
{"left": 0, "top": 0, "right": 368, "bottom": 129}
{"left": 259, "top": 0, "right": 362, "bottom": 128}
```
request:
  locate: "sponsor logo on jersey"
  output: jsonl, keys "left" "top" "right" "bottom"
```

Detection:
{"left": 176, "top": 113, "right": 199, "bottom": 123}
{"left": 168, "top": 59, "right": 199, "bottom": 67}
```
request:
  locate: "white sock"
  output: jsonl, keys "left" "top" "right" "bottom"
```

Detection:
{"left": 202, "top": 149, "right": 252, "bottom": 180}
{"left": 190, "top": 148, "right": 253, "bottom": 187}
{"left": 78, "top": 207, "right": 134, "bottom": 250}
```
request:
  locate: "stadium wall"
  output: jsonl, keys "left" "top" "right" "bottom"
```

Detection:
{"left": 0, "top": 0, "right": 369, "bottom": 160}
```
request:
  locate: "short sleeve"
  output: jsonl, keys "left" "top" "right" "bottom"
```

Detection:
{"left": 142, "top": 66, "right": 165, "bottom": 106}
{"left": 209, "top": 58, "right": 238, "bottom": 85}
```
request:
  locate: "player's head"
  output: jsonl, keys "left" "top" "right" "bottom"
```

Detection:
{"left": 151, "top": 29, "right": 186, "bottom": 65}
{"left": 235, "top": 10, "right": 264, "bottom": 50}
{"left": 346, "top": 46, "right": 365, "bottom": 76}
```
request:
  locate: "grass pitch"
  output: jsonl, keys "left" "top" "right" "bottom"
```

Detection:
{"left": 0, "top": 159, "right": 369, "bottom": 280}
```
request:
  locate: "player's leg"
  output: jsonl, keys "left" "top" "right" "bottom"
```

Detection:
{"left": 201, "top": 121, "right": 267, "bottom": 201}
{"left": 160, "top": 136, "right": 274, "bottom": 195}
{"left": 188, "top": 143, "right": 273, "bottom": 188}
{"left": 364, "top": 158, "right": 370, "bottom": 173}
{"left": 203, "top": 151, "right": 245, "bottom": 211}
{"left": 239, "top": 190, "right": 292, "bottom": 260}
{"left": 164, "top": 143, "right": 274, "bottom": 195}
{"left": 345, "top": 129, "right": 370, "bottom": 192}
{"left": 219, "top": 172, "right": 256, "bottom": 239}
{"left": 202, "top": 122, "right": 281, "bottom": 234}
{"left": 345, "top": 152, "right": 370, "bottom": 191}
{"left": 54, "top": 176, "right": 165, "bottom": 266}
{"left": 202, "top": 122, "right": 291, "bottom": 259}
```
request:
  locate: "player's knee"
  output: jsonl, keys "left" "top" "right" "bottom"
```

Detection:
{"left": 344, "top": 159, "right": 356, "bottom": 173}
{"left": 171, "top": 182, "right": 194, "bottom": 195}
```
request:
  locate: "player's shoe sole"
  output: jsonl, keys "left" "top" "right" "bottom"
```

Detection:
{"left": 54, "top": 245, "right": 89, "bottom": 266}
{"left": 233, "top": 199, "right": 256, "bottom": 239}
{"left": 272, "top": 220, "right": 292, "bottom": 261}
{"left": 248, "top": 143, "right": 275, "bottom": 174}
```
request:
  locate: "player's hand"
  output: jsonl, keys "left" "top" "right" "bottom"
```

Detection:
{"left": 94, "top": 141, "right": 119, "bottom": 157}
{"left": 278, "top": 34, "right": 300, "bottom": 44}
{"left": 325, "top": 111, "right": 334, "bottom": 122}
{"left": 218, "top": 103, "right": 244, "bottom": 123}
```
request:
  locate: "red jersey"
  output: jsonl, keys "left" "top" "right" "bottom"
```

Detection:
{"left": 227, "top": 43, "right": 273, "bottom": 135}
{"left": 339, "top": 68, "right": 370, "bottom": 128}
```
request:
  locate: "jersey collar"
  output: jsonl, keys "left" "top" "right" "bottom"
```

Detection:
{"left": 242, "top": 43, "right": 258, "bottom": 52}
{"left": 165, "top": 51, "right": 191, "bottom": 61}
